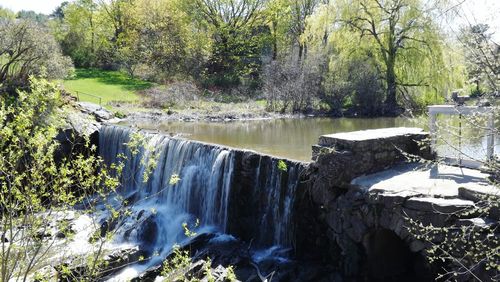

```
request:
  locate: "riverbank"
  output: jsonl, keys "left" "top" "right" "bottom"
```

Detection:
{"left": 60, "top": 68, "right": 416, "bottom": 123}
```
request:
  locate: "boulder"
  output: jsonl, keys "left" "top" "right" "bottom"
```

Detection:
{"left": 404, "top": 197, "right": 475, "bottom": 214}
{"left": 137, "top": 214, "right": 158, "bottom": 254}
{"left": 77, "top": 102, "right": 113, "bottom": 122}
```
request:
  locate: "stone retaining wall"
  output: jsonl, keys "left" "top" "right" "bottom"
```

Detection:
{"left": 295, "top": 127, "right": 498, "bottom": 281}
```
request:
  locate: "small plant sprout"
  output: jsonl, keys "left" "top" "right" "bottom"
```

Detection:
{"left": 182, "top": 220, "right": 199, "bottom": 238}
{"left": 277, "top": 160, "right": 287, "bottom": 172}
{"left": 169, "top": 173, "right": 181, "bottom": 185}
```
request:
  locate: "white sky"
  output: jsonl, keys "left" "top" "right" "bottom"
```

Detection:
{"left": 0, "top": 0, "right": 498, "bottom": 40}
{"left": 0, "top": 0, "right": 68, "bottom": 15}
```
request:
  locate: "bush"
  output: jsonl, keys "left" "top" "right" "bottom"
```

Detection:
{"left": 141, "top": 81, "right": 200, "bottom": 109}
{"left": 263, "top": 58, "right": 323, "bottom": 113}
{"left": 0, "top": 78, "right": 119, "bottom": 280}
{"left": 323, "top": 57, "right": 383, "bottom": 116}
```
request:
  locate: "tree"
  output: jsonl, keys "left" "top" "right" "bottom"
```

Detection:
{"left": 323, "top": 55, "right": 384, "bottom": 116}
{"left": 290, "top": 0, "right": 321, "bottom": 61}
{"left": 263, "top": 56, "right": 323, "bottom": 113}
{"left": 189, "top": 0, "right": 268, "bottom": 87}
{"left": 51, "top": 1, "right": 69, "bottom": 19}
{"left": 264, "top": 0, "right": 292, "bottom": 60}
{"left": 460, "top": 24, "right": 499, "bottom": 94}
{"left": 15, "top": 10, "right": 49, "bottom": 23}
{"left": 0, "top": 18, "right": 73, "bottom": 93}
{"left": 0, "top": 7, "right": 15, "bottom": 19}
{"left": 264, "top": 0, "right": 322, "bottom": 61}
{"left": 56, "top": 0, "right": 105, "bottom": 67}
{"left": 339, "top": 0, "right": 446, "bottom": 114}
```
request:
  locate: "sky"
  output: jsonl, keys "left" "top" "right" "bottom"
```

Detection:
{"left": 0, "top": 0, "right": 498, "bottom": 40}
{"left": 0, "top": 0, "right": 68, "bottom": 15}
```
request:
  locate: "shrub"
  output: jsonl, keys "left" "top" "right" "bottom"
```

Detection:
{"left": 263, "top": 58, "right": 323, "bottom": 113}
{"left": 323, "top": 57, "right": 383, "bottom": 116}
{"left": 141, "top": 81, "right": 200, "bottom": 109}
{"left": 0, "top": 77, "right": 119, "bottom": 280}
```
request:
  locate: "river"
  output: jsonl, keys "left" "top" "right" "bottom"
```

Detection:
{"left": 123, "top": 116, "right": 499, "bottom": 162}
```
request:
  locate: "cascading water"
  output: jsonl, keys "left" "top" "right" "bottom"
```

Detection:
{"left": 98, "top": 125, "right": 303, "bottom": 279}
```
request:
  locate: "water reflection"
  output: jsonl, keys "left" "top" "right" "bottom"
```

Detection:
{"left": 123, "top": 117, "right": 498, "bottom": 162}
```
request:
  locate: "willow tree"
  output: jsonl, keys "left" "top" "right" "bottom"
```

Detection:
{"left": 308, "top": 0, "right": 455, "bottom": 114}
{"left": 291, "top": 0, "right": 322, "bottom": 61}
{"left": 265, "top": 0, "right": 292, "bottom": 60}
{"left": 345, "top": 0, "right": 446, "bottom": 112}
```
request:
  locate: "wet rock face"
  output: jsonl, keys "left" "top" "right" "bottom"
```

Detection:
{"left": 133, "top": 232, "right": 340, "bottom": 282}
{"left": 137, "top": 214, "right": 158, "bottom": 254}
{"left": 54, "top": 102, "right": 108, "bottom": 166}
{"left": 226, "top": 150, "right": 303, "bottom": 248}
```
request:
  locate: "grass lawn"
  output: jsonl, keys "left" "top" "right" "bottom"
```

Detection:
{"left": 61, "top": 68, "right": 153, "bottom": 106}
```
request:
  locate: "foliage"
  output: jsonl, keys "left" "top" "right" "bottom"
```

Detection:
{"left": 188, "top": 0, "right": 268, "bottom": 88}
{"left": 0, "top": 18, "right": 73, "bottom": 93}
{"left": 161, "top": 245, "right": 193, "bottom": 281}
{"left": 169, "top": 174, "right": 182, "bottom": 186}
{"left": 459, "top": 23, "right": 500, "bottom": 94}
{"left": 323, "top": 56, "right": 384, "bottom": 116}
{"left": 263, "top": 56, "right": 324, "bottom": 113}
{"left": 2, "top": 0, "right": 491, "bottom": 116}
{"left": 0, "top": 77, "right": 119, "bottom": 280}
{"left": 277, "top": 160, "right": 288, "bottom": 172}
{"left": 305, "top": 0, "right": 463, "bottom": 114}
{"left": 53, "top": 0, "right": 102, "bottom": 67}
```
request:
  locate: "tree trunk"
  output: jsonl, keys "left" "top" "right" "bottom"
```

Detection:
{"left": 384, "top": 56, "right": 397, "bottom": 114}
{"left": 298, "top": 44, "right": 303, "bottom": 62}
{"left": 272, "top": 23, "right": 278, "bottom": 60}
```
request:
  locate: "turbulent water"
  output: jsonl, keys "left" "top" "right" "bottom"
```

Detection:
{"left": 99, "top": 125, "right": 303, "bottom": 279}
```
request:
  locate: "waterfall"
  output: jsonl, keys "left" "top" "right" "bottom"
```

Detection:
{"left": 99, "top": 125, "right": 302, "bottom": 252}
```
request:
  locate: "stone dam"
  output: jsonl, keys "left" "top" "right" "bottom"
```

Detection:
{"left": 66, "top": 123, "right": 498, "bottom": 281}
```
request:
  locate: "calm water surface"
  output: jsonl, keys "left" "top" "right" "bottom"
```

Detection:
{"left": 123, "top": 117, "right": 498, "bottom": 162}
{"left": 122, "top": 118, "right": 500, "bottom": 161}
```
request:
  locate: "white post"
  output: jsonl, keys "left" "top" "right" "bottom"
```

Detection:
{"left": 429, "top": 110, "right": 437, "bottom": 154}
{"left": 486, "top": 111, "right": 495, "bottom": 160}
{"left": 428, "top": 105, "right": 496, "bottom": 166}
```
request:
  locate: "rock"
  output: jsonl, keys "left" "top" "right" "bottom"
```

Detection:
{"left": 137, "top": 209, "right": 146, "bottom": 220}
{"left": 77, "top": 102, "right": 113, "bottom": 122}
{"left": 56, "top": 247, "right": 143, "bottom": 281}
{"left": 33, "top": 266, "right": 57, "bottom": 281}
{"left": 404, "top": 197, "right": 475, "bottom": 213}
{"left": 100, "top": 247, "right": 145, "bottom": 278}
{"left": 137, "top": 214, "right": 158, "bottom": 253}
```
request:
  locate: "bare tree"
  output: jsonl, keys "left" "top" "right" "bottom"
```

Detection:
{"left": 0, "top": 18, "right": 73, "bottom": 93}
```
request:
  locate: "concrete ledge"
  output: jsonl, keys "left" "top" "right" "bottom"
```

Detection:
{"left": 312, "top": 127, "right": 432, "bottom": 176}
{"left": 319, "top": 127, "right": 426, "bottom": 144}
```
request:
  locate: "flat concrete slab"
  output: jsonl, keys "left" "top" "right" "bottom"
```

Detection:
{"left": 352, "top": 163, "right": 498, "bottom": 198}
{"left": 320, "top": 127, "right": 425, "bottom": 143}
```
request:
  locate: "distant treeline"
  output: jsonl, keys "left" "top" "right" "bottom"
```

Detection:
{"left": 1, "top": 0, "right": 498, "bottom": 115}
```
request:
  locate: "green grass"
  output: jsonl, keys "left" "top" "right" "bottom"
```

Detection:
{"left": 61, "top": 68, "right": 153, "bottom": 106}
